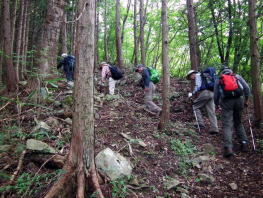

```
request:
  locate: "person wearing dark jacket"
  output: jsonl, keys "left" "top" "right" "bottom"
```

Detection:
{"left": 57, "top": 53, "right": 75, "bottom": 84}
{"left": 214, "top": 67, "right": 250, "bottom": 157}
{"left": 135, "top": 64, "right": 161, "bottom": 115}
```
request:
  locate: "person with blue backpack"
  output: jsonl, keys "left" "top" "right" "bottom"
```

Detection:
{"left": 57, "top": 53, "right": 75, "bottom": 86}
{"left": 186, "top": 67, "right": 219, "bottom": 135}
{"left": 135, "top": 64, "right": 161, "bottom": 115}
{"left": 100, "top": 62, "right": 123, "bottom": 95}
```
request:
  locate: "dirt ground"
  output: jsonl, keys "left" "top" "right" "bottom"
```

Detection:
{"left": 0, "top": 71, "right": 262, "bottom": 198}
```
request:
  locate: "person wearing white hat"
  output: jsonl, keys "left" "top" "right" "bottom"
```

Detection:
{"left": 186, "top": 69, "right": 219, "bottom": 135}
{"left": 57, "top": 53, "right": 75, "bottom": 86}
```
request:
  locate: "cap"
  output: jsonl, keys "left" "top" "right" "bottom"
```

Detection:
{"left": 135, "top": 64, "right": 144, "bottom": 72}
{"left": 186, "top": 70, "right": 198, "bottom": 79}
{"left": 61, "top": 53, "right": 67, "bottom": 57}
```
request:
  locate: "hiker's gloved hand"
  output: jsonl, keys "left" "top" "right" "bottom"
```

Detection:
{"left": 188, "top": 92, "right": 193, "bottom": 98}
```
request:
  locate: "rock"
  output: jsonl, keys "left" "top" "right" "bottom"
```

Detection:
{"left": 33, "top": 121, "right": 51, "bottom": 132}
{"left": 164, "top": 178, "right": 182, "bottom": 190}
{"left": 0, "top": 145, "right": 12, "bottom": 153}
{"left": 198, "top": 173, "right": 215, "bottom": 184}
{"left": 64, "top": 118, "right": 72, "bottom": 125}
{"left": 94, "top": 113, "right": 100, "bottom": 119}
{"left": 46, "top": 117, "right": 59, "bottom": 128}
{"left": 229, "top": 182, "right": 238, "bottom": 190}
{"left": 202, "top": 143, "right": 216, "bottom": 154}
{"left": 181, "top": 193, "right": 191, "bottom": 198}
{"left": 95, "top": 148, "right": 133, "bottom": 180}
{"left": 26, "top": 139, "right": 57, "bottom": 154}
{"left": 191, "top": 155, "right": 210, "bottom": 169}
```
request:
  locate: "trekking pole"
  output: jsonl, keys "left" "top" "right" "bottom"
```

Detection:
{"left": 246, "top": 108, "right": 256, "bottom": 151}
{"left": 192, "top": 103, "right": 201, "bottom": 134}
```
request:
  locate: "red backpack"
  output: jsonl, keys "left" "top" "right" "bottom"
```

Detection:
{"left": 220, "top": 74, "right": 243, "bottom": 98}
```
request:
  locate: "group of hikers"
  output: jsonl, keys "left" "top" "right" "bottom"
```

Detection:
{"left": 57, "top": 53, "right": 251, "bottom": 158}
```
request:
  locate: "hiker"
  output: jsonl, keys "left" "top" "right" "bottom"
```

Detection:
{"left": 135, "top": 64, "right": 161, "bottom": 115}
{"left": 214, "top": 67, "right": 250, "bottom": 158}
{"left": 100, "top": 62, "right": 123, "bottom": 95}
{"left": 186, "top": 68, "right": 219, "bottom": 134}
{"left": 57, "top": 53, "right": 75, "bottom": 85}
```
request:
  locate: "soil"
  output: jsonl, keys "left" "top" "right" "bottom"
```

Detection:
{"left": 0, "top": 72, "right": 262, "bottom": 198}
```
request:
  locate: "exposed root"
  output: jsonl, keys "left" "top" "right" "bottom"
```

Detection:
{"left": 90, "top": 164, "right": 104, "bottom": 198}
{"left": 9, "top": 150, "right": 26, "bottom": 184}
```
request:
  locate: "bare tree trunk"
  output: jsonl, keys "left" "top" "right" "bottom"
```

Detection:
{"left": 11, "top": 0, "right": 18, "bottom": 53}
{"left": 103, "top": 0, "right": 108, "bottom": 61}
{"left": 45, "top": 1, "right": 104, "bottom": 197}
{"left": 159, "top": 0, "right": 170, "bottom": 130}
{"left": 248, "top": 0, "right": 263, "bottom": 126}
{"left": 116, "top": 0, "right": 123, "bottom": 67}
{"left": 0, "top": 1, "right": 4, "bottom": 85}
{"left": 61, "top": 12, "right": 68, "bottom": 54}
{"left": 37, "top": 0, "right": 64, "bottom": 76}
{"left": 225, "top": 0, "right": 233, "bottom": 65}
{"left": 133, "top": 0, "right": 138, "bottom": 65}
{"left": 186, "top": 0, "right": 199, "bottom": 70}
{"left": 95, "top": 0, "right": 99, "bottom": 67}
{"left": 15, "top": 0, "right": 26, "bottom": 81}
{"left": 121, "top": 0, "right": 131, "bottom": 44}
{"left": 139, "top": 0, "right": 146, "bottom": 65}
{"left": 3, "top": 0, "right": 18, "bottom": 92}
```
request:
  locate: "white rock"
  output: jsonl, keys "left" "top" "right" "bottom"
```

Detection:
{"left": 95, "top": 148, "right": 133, "bottom": 180}
{"left": 229, "top": 182, "right": 238, "bottom": 190}
{"left": 26, "top": 139, "right": 57, "bottom": 153}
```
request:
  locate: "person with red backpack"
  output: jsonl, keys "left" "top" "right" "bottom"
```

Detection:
{"left": 186, "top": 68, "right": 219, "bottom": 135}
{"left": 214, "top": 67, "right": 250, "bottom": 158}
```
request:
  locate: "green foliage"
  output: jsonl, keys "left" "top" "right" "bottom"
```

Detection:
{"left": 111, "top": 177, "right": 128, "bottom": 198}
{"left": 170, "top": 139, "right": 196, "bottom": 157}
{"left": 0, "top": 170, "right": 64, "bottom": 196}
{"left": 257, "top": 139, "right": 263, "bottom": 152}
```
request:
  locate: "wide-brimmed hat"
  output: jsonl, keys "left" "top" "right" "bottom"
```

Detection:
{"left": 186, "top": 70, "right": 198, "bottom": 79}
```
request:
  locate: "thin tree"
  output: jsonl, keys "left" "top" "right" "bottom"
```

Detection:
{"left": 116, "top": 0, "right": 123, "bottom": 67}
{"left": 61, "top": 11, "right": 68, "bottom": 54}
{"left": 139, "top": 0, "right": 146, "bottom": 65}
{"left": 3, "top": 0, "right": 18, "bottom": 92}
{"left": 186, "top": 0, "right": 199, "bottom": 70}
{"left": 248, "top": 0, "right": 263, "bottom": 125}
{"left": 159, "top": 0, "right": 170, "bottom": 130}
{"left": 133, "top": 0, "right": 138, "bottom": 65}
{"left": 44, "top": 0, "right": 104, "bottom": 197}
{"left": 103, "top": 0, "right": 108, "bottom": 61}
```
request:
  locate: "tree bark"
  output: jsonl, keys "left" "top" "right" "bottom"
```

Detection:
{"left": 3, "top": 0, "right": 18, "bottom": 92}
{"left": 103, "top": 0, "right": 108, "bottom": 61}
{"left": 94, "top": 0, "right": 99, "bottom": 67}
{"left": 139, "top": 0, "right": 146, "bottom": 65}
{"left": 159, "top": 0, "right": 170, "bottom": 130}
{"left": 186, "top": 0, "right": 199, "bottom": 71}
{"left": 133, "top": 0, "right": 138, "bottom": 65}
{"left": 45, "top": 0, "right": 104, "bottom": 197}
{"left": 37, "top": 0, "right": 64, "bottom": 76}
{"left": 225, "top": 0, "right": 233, "bottom": 65}
{"left": 121, "top": 0, "right": 131, "bottom": 44}
{"left": 116, "top": 0, "right": 123, "bottom": 67}
{"left": 61, "top": 12, "right": 68, "bottom": 54}
{"left": 248, "top": 0, "right": 263, "bottom": 125}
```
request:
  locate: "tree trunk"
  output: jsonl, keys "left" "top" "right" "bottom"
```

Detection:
{"left": 116, "top": 0, "right": 123, "bottom": 67}
{"left": 103, "top": 0, "right": 108, "bottom": 61}
{"left": 139, "top": 0, "right": 146, "bottom": 65}
{"left": 45, "top": 0, "right": 104, "bottom": 197}
{"left": 15, "top": 0, "right": 26, "bottom": 81}
{"left": 133, "top": 0, "right": 138, "bottom": 65}
{"left": 121, "top": 0, "right": 131, "bottom": 44}
{"left": 159, "top": 0, "right": 170, "bottom": 130}
{"left": 61, "top": 12, "right": 68, "bottom": 54}
{"left": 37, "top": 0, "right": 64, "bottom": 76}
{"left": 0, "top": 1, "right": 4, "bottom": 86}
{"left": 248, "top": 0, "right": 263, "bottom": 126}
{"left": 225, "top": 0, "right": 233, "bottom": 65}
{"left": 186, "top": 0, "right": 199, "bottom": 71}
{"left": 3, "top": 0, "right": 18, "bottom": 92}
{"left": 11, "top": 0, "right": 18, "bottom": 53}
{"left": 95, "top": 0, "right": 99, "bottom": 67}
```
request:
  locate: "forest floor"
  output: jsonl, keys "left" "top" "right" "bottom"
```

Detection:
{"left": 0, "top": 69, "right": 262, "bottom": 198}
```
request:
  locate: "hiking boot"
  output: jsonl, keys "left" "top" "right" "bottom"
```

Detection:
{"left": 240, "top": 141, "right": 248, "bottom": 152}
{"left": 223, "top": 147, "right": 234, "bottom": 158}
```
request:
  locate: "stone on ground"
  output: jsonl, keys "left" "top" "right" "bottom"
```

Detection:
{"left": 26, "top": 139, "right": 57, "bottom": 154}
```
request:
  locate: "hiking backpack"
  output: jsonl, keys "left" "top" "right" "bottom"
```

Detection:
{"left": 65, "top": 55, "right": 75, "bottom": 69}
{"left": 109, "top": 65, "right": 124, "bottom": 80}
{"left": 220, "top": 73, "right": 243, "bottom": 98}
{"left": 200, "top": 67, "right": 217, "bottom": 91}
{"left": 148, "top": 67, "right": 160, "bottom": 84}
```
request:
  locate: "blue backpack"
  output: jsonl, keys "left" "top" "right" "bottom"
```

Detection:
{"left": 200, "top": 67, "right": 217, "bottom": 91}
{"left": 65, "top": 55, "right": 75, "bottom": 69}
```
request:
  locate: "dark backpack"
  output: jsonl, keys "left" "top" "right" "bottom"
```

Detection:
{"left": 65, "top": 55, "right": 75, "bottom": 69}
{"left": 147, "top": 67, "right": 160, "bottom": 84}
{"left": 220, "top": 73, "right": 243, "bottom": 98}
{"left": 200, "top": 67, "right": 217, "bottom": 91}
{"left": 109, "top": 65, "right": 123, "bottom": 80}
